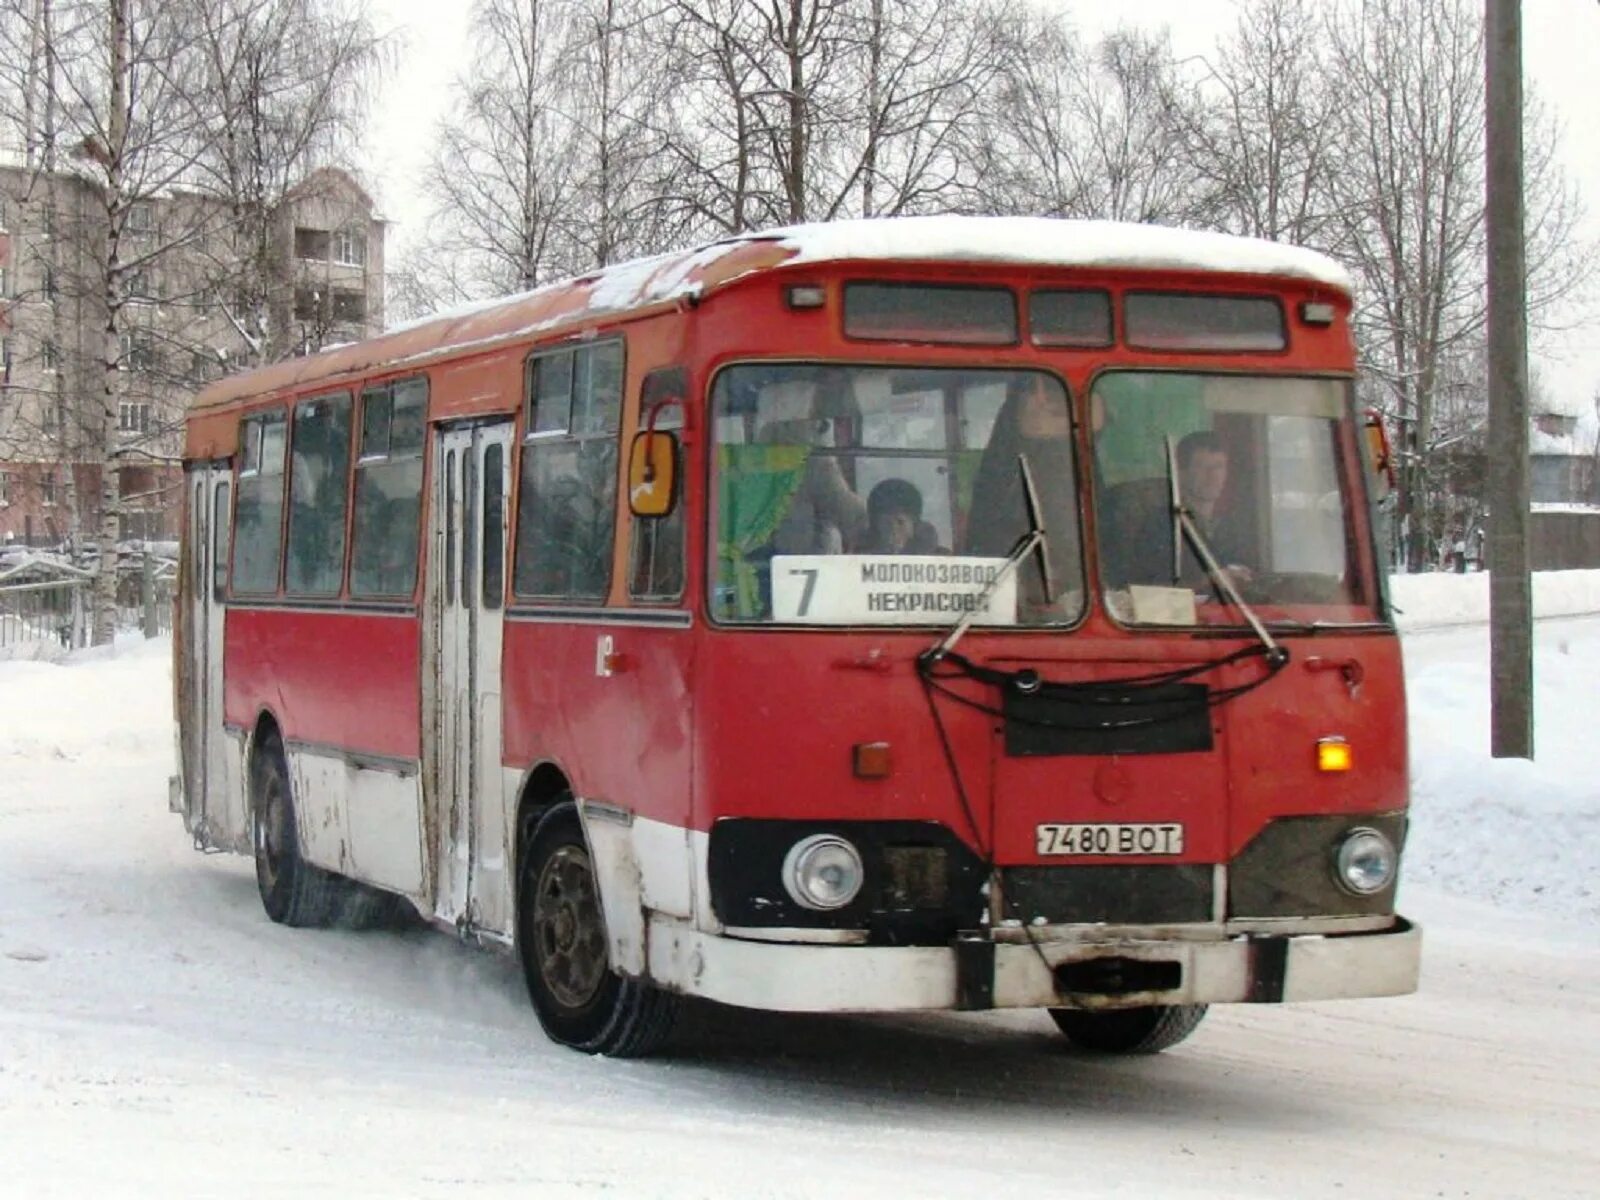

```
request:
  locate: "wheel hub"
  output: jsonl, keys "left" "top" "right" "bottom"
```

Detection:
{"left": 532, "top": 845, "right": 608, "bottom": 1011}
{"left": 255, "top": 774, "right": 287, "bottom": 891}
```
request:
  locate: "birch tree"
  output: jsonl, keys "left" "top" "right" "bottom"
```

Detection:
{"left": 815, "top": 0, "right": 1002, "bottom": 220}
{"left": 561, "top": 0, "right": 677, "bottom": 267}
{"left": 1, "top": 0, "right": 380, "bottom": 637}
{"left": 27, "top": 0, "right": 217, "bottom": 640}
{"left": 1179, "top": 0, "right": 1339, "bottom": 246}
{"left": 0, "top": 0, "right": 88, "bottom": 540}
{"left": 186, "top": 0, "right": 383, "bottom": 364}
{"left": 655, "top": 0, "right": 780, "bottom": 235}
{"left": 411, "top": 0, "right": 586, "bottom": 305}
{"left": 1327, "top": 0, "right": 1589, "bottom": 568}
{"left": 969, "top": 14, "right": 1203, "bottom": 223}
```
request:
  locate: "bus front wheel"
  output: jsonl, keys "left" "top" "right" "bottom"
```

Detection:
{"left": 1048, "top": 1004, "right": 1208, "bottom": 1054}
{"left": 250, "top": 732, "right": 340, "bottom": 927}
{"left": 517, "top": 801, "right": 678, "bottom": 1057}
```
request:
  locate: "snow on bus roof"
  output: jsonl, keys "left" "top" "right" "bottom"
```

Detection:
{"left": 389, "top": 216, "right": 1351, "bottom": 334}
{"left": 192, "top": 216, "right": 1348, "bottom": 411}
{"left": 764, "top": 215, "right": 1353, "bottom": 292}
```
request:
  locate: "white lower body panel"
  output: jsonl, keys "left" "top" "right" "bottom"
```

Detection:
{"left": 287, "top": 744, "right": 426, "bottom": 896}
{"left": 641, "top": 916, "right": 1422, "bottom": 1013}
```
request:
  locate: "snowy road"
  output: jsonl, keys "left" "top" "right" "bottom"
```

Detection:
{"left": 2, "top": 622, "right": 1598, "bottom": 1199}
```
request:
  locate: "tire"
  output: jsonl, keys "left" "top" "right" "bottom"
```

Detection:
{"left": 516, "top": 801, "right": 678, "bottom": 1057}
{"left": 331, "top": 881, "right": 418, "bottom": 931}
{"left": 1049, "top": 1004, "right": 1208, "bottom": 1054}
{"left": 251, "top": 731, "right": 341, "bottom": 928}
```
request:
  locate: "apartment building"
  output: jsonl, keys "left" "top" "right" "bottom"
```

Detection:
{"left": 0, "top": 165, "right": 385, "bottom": 546}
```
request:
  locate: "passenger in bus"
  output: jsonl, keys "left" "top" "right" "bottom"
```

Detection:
{"left": 1129, "top": 430, "right": 1255, "bottom": 590}
{"left": 857, "top": 478, "right": 945, "bottom": 555}
{"left": 963, "top": 373, "right": 1084, "bottom": 609}
{"left": 754, "top": 373, "right": 868, "bottom": 555}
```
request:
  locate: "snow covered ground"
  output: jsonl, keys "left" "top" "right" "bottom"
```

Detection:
{"left": 2, "top": 580, "right": 1597, "bottom": 1198}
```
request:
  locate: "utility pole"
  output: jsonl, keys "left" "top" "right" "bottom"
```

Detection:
{"left": 1485, "top": 0, "right": 1533, "bottom": 758}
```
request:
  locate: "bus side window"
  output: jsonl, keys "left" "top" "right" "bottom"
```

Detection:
{"left": 629, "top": 366, "right": 686, "bottom": 602}
{"left": 514, "top": 340, "right": 624, "bottom": 602}
{"left": 482, "top": 442, "right": 503, "bottom": 609}
{"left": 192, "top": 480, "right": 205, "bottom": 596}
{"left": 444, "top": 449, "right": 456, "bottom": 607}
{"left": 232, "top": 410, "right": 288, "bottom": 594}
{"left": 351, "top": 378, "right": 427, "bottom": 598}
{"left": 284, "top": 392, "right": 353, "bottom": 596}
{"left": 212, "top": 481, "right": 231, "bottom": 603}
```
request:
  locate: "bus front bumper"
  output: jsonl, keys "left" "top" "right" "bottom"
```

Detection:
{"left": 643, "top": 916, "right": 1421, "bottom": 1013}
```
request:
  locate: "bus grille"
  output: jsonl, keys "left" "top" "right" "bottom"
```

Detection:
{"left": 1002, "top": 864, "right": 1214, "bottom": 926}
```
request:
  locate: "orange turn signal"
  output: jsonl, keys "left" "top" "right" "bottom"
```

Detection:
{"left": 1317, "top": 737, "right": 1353, "bottom": 772}
{"left": 853, "top": 742, "right": 892, "bottom": 779}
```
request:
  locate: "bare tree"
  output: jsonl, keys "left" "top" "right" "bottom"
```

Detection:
{"left": 0, "top": 0, "right": 381, "bottom": 638}
{"left": 1, "top": 0, "right": 99, "bottom": 546}
{"left": 655, "top": 0, "right": 780, "bottom": 235}
{"left": 21, "top": 0, "right": 219, "bottom": 641}
{"left": 649, "top": 0, "right": 1004, "bottom": 235}
{"left": 1179, "top": 0, "right": 1339, "bottom": 245}
{"left": 185, "top": 0, "right": 384, "bottom": 365}
{"left": 558, "top": 0, "right": 682, "bottom": 267}
{"left": 1327, "top": 0, "right": 1590, "bottom": 569}
{"left": 815, "top": 0, "right": 1003, "bottom": 220}
{"left": 969, "top": 13, "right": 1203, "bottom": 223}
{"left": 410, "top": 0, "right": 586, "bottom": 306}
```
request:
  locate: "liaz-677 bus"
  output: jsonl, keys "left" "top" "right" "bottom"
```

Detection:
{"left": 172, "top": 216, "right": 1420, "bottom": 1057}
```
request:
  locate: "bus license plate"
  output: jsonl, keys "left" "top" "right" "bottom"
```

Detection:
{"left": 1036, "top": 822, "right": 1185, "bottom": 856}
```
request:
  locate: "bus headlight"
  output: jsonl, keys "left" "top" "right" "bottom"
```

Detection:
{"left": 782, "top": 834, "right": 864, "bottom": 911}
{"left": 1334, "top": 827, "right": 1397, "bottom": 895}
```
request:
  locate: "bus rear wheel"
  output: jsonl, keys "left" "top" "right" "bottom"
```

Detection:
{"left": 250, "top": 732, "right": 340, "bottom": 928}
{"left": 517, "top": 802, "right": 678, "bottom": 1057}
{"left": 1048, "top": 1004, "right": 1208, "bottom": 1054}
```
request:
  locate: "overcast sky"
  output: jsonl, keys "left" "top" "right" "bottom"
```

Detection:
{"left": 360, "top": 0, "right": 1600, "bottom": 407}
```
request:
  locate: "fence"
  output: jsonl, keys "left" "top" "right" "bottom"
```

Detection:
{"left": 0, "top": 577, "right": 89, "bottom": 651}
{"left": 118, "top": 554, "right": 175, "bottom": 636}
{"left": 0, "top": 551, "right": 173, "bottom": 653}
{"left": 1529, "top": 510, "right": 1600, "bottom": 571}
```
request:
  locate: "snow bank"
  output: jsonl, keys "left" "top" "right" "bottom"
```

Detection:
{"left": 1403, "top": 617, "right": 1599, "bottom": 922}
{"left": 0, "top": 632, "right": 169, "bottom": 763}
{"left": 1389, "top": 567, "right": 1600, "bottom": 629}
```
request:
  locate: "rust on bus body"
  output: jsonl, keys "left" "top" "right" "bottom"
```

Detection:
{"left": 183, "top": 240, "right": 794, "bottom": 460}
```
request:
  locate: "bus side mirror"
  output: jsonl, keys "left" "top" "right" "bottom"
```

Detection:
{"left": 629, "top": 430, "right": 679, "bottom": 518}
{"left": 1363, "top": 409, "right": 1396, "bottom": 500}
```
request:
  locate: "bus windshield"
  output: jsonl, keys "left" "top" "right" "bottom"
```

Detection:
{"left": 1092, "top": 372, "right": 1377, "bottom": 627}
{"left": 711, "top": 364, "right": 1086, "bottom": 626}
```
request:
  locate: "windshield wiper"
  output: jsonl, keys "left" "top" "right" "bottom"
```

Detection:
{"left": 923, "top": 454, "right": 1049, "bottom": 664}
{"left": 1164, "top": 436, "right": 1287, "bottom": 666}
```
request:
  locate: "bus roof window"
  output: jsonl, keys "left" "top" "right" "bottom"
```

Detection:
{"left": 1125, "top": 293, "right": 1286, "bottom": 352}
{"left": 843, "top": 282, "right": 1017, "bottom": 346}
{"left": 1029, "top": 289, "right": 1113, "bottom": 348}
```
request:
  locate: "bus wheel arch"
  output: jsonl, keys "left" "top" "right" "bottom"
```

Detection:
{"left": 513, "top": 762, "right": 574, "bottom": 875}
{"left": 513, "top": 792, "right": 677, "bottom": 1057}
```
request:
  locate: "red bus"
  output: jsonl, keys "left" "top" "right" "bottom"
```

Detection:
{"left": 173, "top": 216, "right": 1420, "bottom": 1058}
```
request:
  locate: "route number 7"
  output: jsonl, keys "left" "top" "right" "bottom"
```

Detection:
{"left": 788, "top": 568, "right": 818, "bottom": 616}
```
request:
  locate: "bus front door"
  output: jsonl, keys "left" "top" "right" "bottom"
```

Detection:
{"left": 178, "top": 462, "right": 234, "bottom": 849}
{"left": 431, "top": 422, "right": 514, "bottom": 937}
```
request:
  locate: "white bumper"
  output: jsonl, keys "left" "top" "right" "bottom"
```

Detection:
{"left": 642, "top": 916, "right": 1422, "bottom": 1013}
